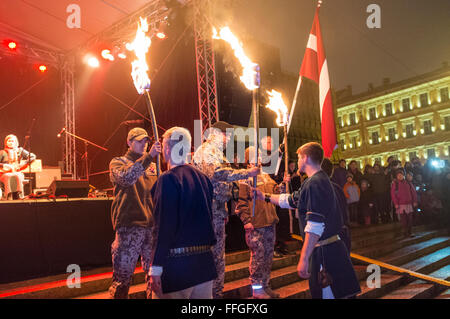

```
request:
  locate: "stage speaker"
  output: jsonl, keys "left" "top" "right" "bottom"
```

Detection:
{"left": 47, "top": 180, "right": 90, "bottom": 198}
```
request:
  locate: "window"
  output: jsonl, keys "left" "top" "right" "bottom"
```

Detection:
{"left": 374, "top": 157, "right": 381, "bottom": 165}
{"left": 409, "top": 152, "right": 417, "bottom": 161}
{"left": 349, "top": 113, "right": 356, "bottom": 125}
{"left": 371, "top": 131, "right": 380, "bottom": 145}
{"left": 368, "top": 108, "right": 376, "bottom": 120}
{"left": 402, "top": 98, "right": 411, "bottom": 111}
{"left": 427, "top": 148, "right": 435, "bottom": 159}
{"left": 340, "top": 139, "right": 345, "bottom": 151}
{"left": 420, "top": 93, "right": 429, "bottom": 107}
{"left": 445, "top": 116, "right": 450, "bottom": 131}
{"left": 440, "top": 87, "right": 449, "bottom": 102}
{"left": 385, "top": 103, "right": 393, "bottom": 116}
{"left": 405, "top": 123, "right": 414, "bottom": 138}
{"left": 423, "top": 120, "right": 432, "bottom": 135}
{"left": 388, "top": 127, "right": 396, "bottom": 141}
{"left": 338, "top": 116, "right": 342, "bottom": 127}
{"left": 351, "top": 136, "right": 358, "bottom": 149}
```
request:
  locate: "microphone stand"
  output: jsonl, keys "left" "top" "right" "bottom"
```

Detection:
{"left": 59, "top": 130, "right": 108, "bottom": 183}
{"left": 23, "top": 118, "right": 36, "bottom": 196}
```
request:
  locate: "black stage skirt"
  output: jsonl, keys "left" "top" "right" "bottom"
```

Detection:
{"left": 309, "top": 239, "right": 361, "bottom": 299}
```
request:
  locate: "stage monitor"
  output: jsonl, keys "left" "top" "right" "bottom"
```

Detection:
{"left": 47, "top": 180, "right": 90, "bottom": 198}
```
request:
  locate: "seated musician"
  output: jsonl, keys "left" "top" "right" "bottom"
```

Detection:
{"left": 0, "top": 134, "right": 36, "bottom": 200}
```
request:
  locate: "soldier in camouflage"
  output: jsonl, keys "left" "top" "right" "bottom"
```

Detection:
{"left": 108, "top": 127, "right": 161, "bottom": 299}
{"left": 193, "top": 121, "right": 260, "bottom": 299}
{"left": 236, "top": 147, "right": 280, "bottom": 299}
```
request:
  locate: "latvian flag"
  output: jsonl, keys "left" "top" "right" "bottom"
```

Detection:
{"left": 288, "top": 4, "right": 337, "bottom": 158}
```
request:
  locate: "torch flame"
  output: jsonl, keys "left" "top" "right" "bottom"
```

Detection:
{"left": 265, "top": 90, "right": 288, "bottom": 127}
{"left": 213, "top": 26, "right": 259, "bottom": 91}
{"left": 127, "top": 17, "right": 151, "bottom": 94}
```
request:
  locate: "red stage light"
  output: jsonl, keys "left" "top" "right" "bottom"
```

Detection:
{"left": 38, "top": 65, "right": 47, "bottom": 73}
{"left": 8, "top": 41, "right": 17, "bottom": 50}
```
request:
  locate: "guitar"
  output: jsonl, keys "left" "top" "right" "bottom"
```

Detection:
{"left": 0, "top": 159, "right": 42, "bottom": 175}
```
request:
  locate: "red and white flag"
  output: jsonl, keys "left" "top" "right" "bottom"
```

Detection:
{"left": 288, "top": 4, "right": 337, "bottom": 158}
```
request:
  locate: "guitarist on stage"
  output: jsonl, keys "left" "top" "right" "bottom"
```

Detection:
{"left": 0, "top": 134, "right": 36, "bottom": 200}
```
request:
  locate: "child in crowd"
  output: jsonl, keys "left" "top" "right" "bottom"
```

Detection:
{"left": 358, "top": 179, "right": 375, "bottom": 226}
{"left": 343, "top": 173, "right": 360, "bottom": 225}
{"left": 390, "top": 169, "right": 418, "bottom": 237}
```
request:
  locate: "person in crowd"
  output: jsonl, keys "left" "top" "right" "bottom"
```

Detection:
{"left": 347, "top": 160, "right": 363, "bottom": 186}
{"left": 321, "top": 158, "right": 351, "bottom": 253}
{"left": 390, "top": 168, "right": 418, "bottom": 237}
{"left": 108, "top": 127, "right": 161, "bottom": 299}
{"left": 331, "top": 159, "right": 348, "bottom": 189}
{"left": 252, "top": 142, "right": 361, "bottom": 299}
{"left": 404, "top": 161, "right": 414, "bottom": 175}
{"left": 358, "top": 179, "right": 375, "bottom": 226}
{"left": 370, "top": 164, "right": 389, "bottom": 223}
{"left": 149, "top": 127, "right": 217, "bottom": 299}
{"left": 0, "top": 134, "right": 36, "bottom": 200}
{"left": 420, "top": 186, "right": 443, "bottom": 225}
{"left": 193, "top": 121, "right": 260, "bottom": 299}
{"left": 362, "top": 164, "right": 373, "bottom": 184}
{"left": 343, "top": 173, "right": 360, "bottom": 225}
{"left": 235, "top": 147, "right": 280, "bottom": 299}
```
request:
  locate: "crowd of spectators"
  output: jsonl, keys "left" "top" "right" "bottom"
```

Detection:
{"left": 331, "top": 156, "right": 450, "bottom": 236}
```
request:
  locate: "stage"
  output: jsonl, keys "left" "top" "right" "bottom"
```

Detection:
{"left": 0, "top": 196, "right": 247, "bottom": 285}
{"left": 0, "top": 198, "right": 114, "bottom": 284}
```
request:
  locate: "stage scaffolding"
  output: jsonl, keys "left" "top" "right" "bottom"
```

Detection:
{"left": 194, "top": 0, "right": 220, "bottom": 139}
{"left": 2, "top": 0, "right": 220, "bottom": 178}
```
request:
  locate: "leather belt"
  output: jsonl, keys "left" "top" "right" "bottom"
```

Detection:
{"left": 315, "top": 235, "right": 340, "bottom": 248}
{"left": 168, "top": 245, "right": 212, "bottom": 257}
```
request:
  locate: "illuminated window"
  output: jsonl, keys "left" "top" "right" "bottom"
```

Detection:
{"left": 349, "top": 113, "right": 356, "bottom": 125}
{"left": 427, "top": 148, "right": 435, "bottom": 159}
{"left": 402, "top": 98, "right": 411, "bottom": 111}
{"left": 385, "top": 103, "right": 393, "bottom": 116}
{"left": 340, "top": 139, "right": 345, "bottom": 151}
{"left": 420, "top": 93, "right": 429, "bottom": 107}
{"left": 423, "top": 120, "right": 432, "bottom": 135}
{"left": 445, "top": 116, "right": 450, "bottom": 131}
{"left": 372, "top": 131, "right": 380, "bottom": 145}
{"left": 405, "top": 123, "right": 414, "bottom": 138}
{"left": 351, "top": 136, "right": 358, "bottom": 149}
{"left": 409, "top": 151, "right": 417, "bottom": 161}
{"left": 369, "top": 108, "right": 376, "bottom": 120}
{"left": 388, "top": 127, "right": 396, "bottom": 141}
{"left": 440, "top": 87, "right": 449, "bottom": 102}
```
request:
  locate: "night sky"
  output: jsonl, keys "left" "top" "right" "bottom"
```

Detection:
{"left": 229, "top": 0, "right": 450, "bottom": 94}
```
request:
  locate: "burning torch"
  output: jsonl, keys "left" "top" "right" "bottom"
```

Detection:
{"left": 213, "top": 26, "right": 260, "bottom": 216}
{"left": 265, "top": 90, "right": 294, "bottom": 233}
{"left": 127, "top": 17, "right": 161, "bottom": 177}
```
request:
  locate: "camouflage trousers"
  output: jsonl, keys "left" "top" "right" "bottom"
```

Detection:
{"left": 245, "top": 225, "right": 275, "bottom": 287}
{"left": 212, "top": 214, "right": 226, "bottom": 299}
{"left": 109, "top": 226, "right": 154, "bottom": 299}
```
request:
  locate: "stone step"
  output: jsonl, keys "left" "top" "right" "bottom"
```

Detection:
{"left": 435, "top": 289, "right": 450, "bottom": 299}
{"left": 351, "top": 224, "right": 429, "bottom": 251}
{"left": 400, "top": 247, "right": 450, "bottom": 274}
{"left": 381, "top": 237, "right": 450, "bottom": 266}
{"left": 353, "top": 230, "right": 447, "bottom": 259}
{"left": 350, "top": 223, "right": 402, "bottom": 239}
{"left": 357, "top": 273, "right": 406, "bottom": 299}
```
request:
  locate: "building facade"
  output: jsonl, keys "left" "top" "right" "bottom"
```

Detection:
{"left": 335, "top": 65, "right": 450, "bottom": 169}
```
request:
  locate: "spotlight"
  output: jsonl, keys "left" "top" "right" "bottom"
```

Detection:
{"left": 118, "top": 52, "right": 127, "bottom": 59}
{"left": 8, "top": 41, "right": 17, "bottom": 50}
{"left": 101, "top": 49, "right": 114, "bottom": 61}
{"left": 87, "top": 56, "right": 100, "bottom": 68}
{"left": 156, "top": 32, "right": 166, "bottom": 39}
{"left": 38, "top": 65, "right": 47, "bottom": 73}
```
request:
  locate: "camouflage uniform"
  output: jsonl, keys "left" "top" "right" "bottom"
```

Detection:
{"left": 193, "top": 135, "right": 251, "bottom": 299}
{"left": 109, "top": 150, "right": 157, "bottom": 299}
{"left": 245, "top": 226, "right": 275, "bottom": 287}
